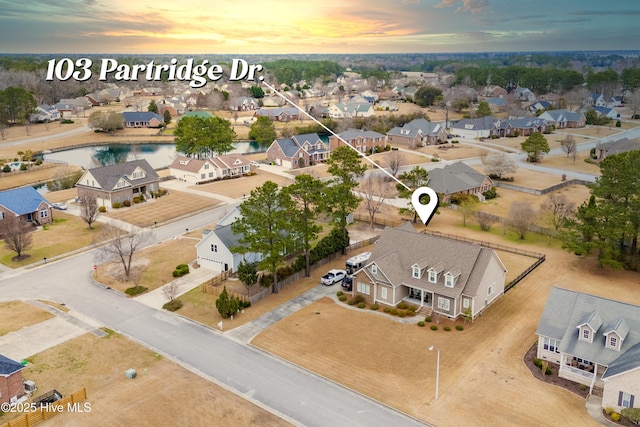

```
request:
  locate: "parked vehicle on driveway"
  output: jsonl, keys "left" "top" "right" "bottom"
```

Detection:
{"left": 52, "top": 202, "right": 67, "bottom": 210}
{"left": 345, "top": 251, "right": 371, "bottom": 274}
{"left": 321, "top": 269, "right": 346, "bottom": 286}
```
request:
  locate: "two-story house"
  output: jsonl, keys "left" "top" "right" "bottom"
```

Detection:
{"left": 536, "top": 287, "right": 640, "bottom": 412}
{"left": 266, "top": 133, "right": 329, "bottom": 169}
{"left": 75, "top": 159, "right": 160, "bottom": 208}
{"left": 353, "top": 223, "right": 507, "bottom": 319}
{"left": 329, "top": 129, "right": 385, "bottom": 154}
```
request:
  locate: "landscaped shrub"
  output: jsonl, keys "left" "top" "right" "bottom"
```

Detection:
{"left": 444, "top": 326, "right": 451, "bottom": 331}
{"left": 125, "top": 285, "right": 148, "bottom": 296}
{"left": 242, "top": 300, "right": 251, "bottom": 308}
{"left": 482, "top": 188, "right": 497, "bottom": 199}
{"left": 98, "top": 206, "right": 107, "bottom": 213}
{"left": 370, "top": 304, "right": 379, "bottom": 311}
{"left": 35, "top": 158, "right": 43, "bottom": 165}
{"left": 172, "top": 263, "right": 190, "bottom": 277}
{"left": 2, "top": 165, "right": 10, "bottom": 173}
{"left": 338, "top": 295, "right": 347, "bottom": 302}
{"left": 544, "top": 366, "right": 552, "bottom": 375}
{"left": 418, "top": 321, "right": 425, "bottom": 327}
{"left": 425, "top": 316, "right": 432, "bottom": 322}
{"left": 455, "top": 324, "right": 464, "bottom": 331}
{"left": 123, "top": 199, "right": 131, "bottom": 207}
{"left": 605, "top": 407, "right": 614, "bottom": 416}
{"left": 133, "top": 196, "right": 141, "bottom": 203}
{"left": 390, "top": 308, "right": 398, "bottom": 315}
{"left": 336, "top": 291, "right": 343, "bottom": 297}
{"left": 163, "top": 299, "right": 183, "bottom": 312}
{"left": 533, "top": 358, "right": 543, "bottom": 369}
{"left": 397, "top": 301, "right": 408, "bottom": 310}
{"left": 19, "top": 163, "right": 28, "bottom": 171}
{"left": 431, "top": 158, "right": 440, "bottom": 162}
{"left": 348, "top": 298, "right": 358, "bottom": 306}
{"left": 357, "top": 302, "right": 366, "bottom": 309}
{"left": 398, "top": 310, "right": 407, "bottom": 318}
{"left": 611, "top": 412, "right": 620, "bottom": 422}
{"left": 112, "top": 202, "right": 121, "bottom": 209}
{"left": 430, "top": 325, "right": 438, "bottom": 331}
{"left": 383, "top": 307, "right": 391, "bottom": 313}
{"left": 407, "top": 305, "right": 417, "bottom": 312}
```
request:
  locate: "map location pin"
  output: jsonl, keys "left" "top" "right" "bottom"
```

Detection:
{"left": 411, "top": 186, "right": 439, "bottom": 226}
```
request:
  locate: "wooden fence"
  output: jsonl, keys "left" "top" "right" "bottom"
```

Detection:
{"left": 493, "top": 179, "right": 590, "bottom": 195}
{"left": 0, "top": 388, "right": 87, "bottom": 427}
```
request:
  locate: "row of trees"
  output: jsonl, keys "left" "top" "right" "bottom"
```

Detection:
{"left": 0, "top": 87, "right": 37, "bottom": 125}
{"left": 232, "top": 146, "right": 366, "bottom": 292}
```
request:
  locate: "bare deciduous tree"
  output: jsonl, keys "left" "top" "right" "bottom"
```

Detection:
{"left": 540, "top": 194, "right": 575, "bottom": 231}
{"left": 99, "top": 225, "right": 153, "bottom": 279}
{"left": 474, "top": 211, "right": 498, "bottom": 231}
{"left": 560, "top": 134, "right": 576, "bottom": 159}
{"left": 79, "top": 194, "right": 99, "bottom": 229}
{"left": 0, "top": 123, "right": 7, "bottom": 140}
{"left": 163, "top": 280, "right": 180, "bottom": 302}
{"left": 1, "top": 215, "right": 33, "bottom": 259}
{"left": 385, "top": 150, "right": 405, "bottom": 177}
{"left": 483, "top": 153, "right": 517, "bottom": 179}
{"left": 360, "top": 174, "right": 388, "bottom": 230}
{"left": 507, "top": 201, "right": 538, "bottom": 240}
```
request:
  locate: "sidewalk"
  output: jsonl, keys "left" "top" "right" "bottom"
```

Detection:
{"left": 134, "top": 262, "right": 219, "bottom": 309}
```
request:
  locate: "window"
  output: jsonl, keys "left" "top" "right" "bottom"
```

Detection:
{"left": 357, "top": 282, "right": 370, "bottom": 295}
{"left": 463, "top": 299, "right": 470, "bottom": 309}
{"left": 609, "top": 336, "right": 618, "bottom": 349}
{"left": 40, "top": 209, "right": 48, "bottom": 219}
{"left": 371, "top": 265, "right": 377, "bottom": 274}
{"left": 201, "top": 174, "right": 206, "bottom": 179}
{"left": 204, "top": 163, "right": 209, "bottom": 169}
{"left": 543, "top": 337, "right": 560, "bottom": 354}
{"left": 445, "top": 274, "right": 454, "bottom": 288}
{"left": 582, "top": 329, "right": 590, "bottom": 341}
{"left": 488, "top": 283, "right": 495, "bottom": 295}
{"left": 412, "top": 266, "right": 420, "bottom": 279}
{"left": 381, "top": 287, "right": 387, "bottom": 299}
{"left": 619, "top": 392, "right": 635, "bottom": 409}
{"left": 437, "top": 297, "right": 450, "bottom": 311}
{"left": 209, "top": 172, "right": 214, "bottom": 178}
{"left": 0, "top": 212, "right": 4, "bottom": 220}
{"left": 428, "top": 270, "right": 437, "bottom": 283}
{"left": 211, "top": 244, "right": 217, "bottom": 252}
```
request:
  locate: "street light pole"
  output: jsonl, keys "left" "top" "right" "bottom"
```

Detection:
{"left": 429, "top": 345, "right": 440, "bottom": 400}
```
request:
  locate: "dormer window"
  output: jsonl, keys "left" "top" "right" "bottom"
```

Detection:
{"left": 412, "top": 266, "right": 420, "bottom": 279}
{"left": 445, "top": 274, "right": 454, "bottom": 288}
{"left": 582, "top": 329, "right": 590, "bottom": 341}
{"left": 609, "top": 336, "right": 617, "bottom": 348}
{"left": 371, "top": 264, "right": 377, "bottom": 274}
{"left": 428, "top": 270, "right": 437, "bottom": 283}
{"left": 204, "top": 163, "right": 209, "bottom": 169}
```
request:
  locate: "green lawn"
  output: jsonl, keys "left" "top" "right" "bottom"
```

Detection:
{"left": 0, "top": 212, "right": 104, "bottom": 268}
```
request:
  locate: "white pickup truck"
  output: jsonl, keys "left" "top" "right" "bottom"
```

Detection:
{"left": 321, "top": 269, "right": 346, "bottom": 286}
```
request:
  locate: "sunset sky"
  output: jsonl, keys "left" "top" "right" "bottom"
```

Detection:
{"left": 0, "top": 0, "right": 638, "bottom": 54}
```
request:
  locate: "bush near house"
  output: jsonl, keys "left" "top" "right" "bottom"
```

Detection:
{"left": 172, "top": 263, "right": 190, "bottom": 277}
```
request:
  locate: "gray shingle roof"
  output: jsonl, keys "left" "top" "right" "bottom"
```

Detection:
{"left": 362, "top": 224, "right": 500, "bottom": 299}
{"left": 336, "top": 129, "right": 385, "bottom": 141}
{"left": 82, "top": 159, "right": 159, "bottom": 191}
{"left": 596, "top": 138, "right": 638, "bottom": 156}
{"left": 122, "top": 111, "right": 163, "bottom": 122}
{"left": 427, "top": 162, "right": 491, "bottom": 195}
{"left": 387, "top": 118, "right": 443, "bottom": 138}
{"left": 536, "top": 287, "right": 640, "bottom": 377}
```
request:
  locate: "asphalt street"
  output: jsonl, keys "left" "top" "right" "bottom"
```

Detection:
{"left": 0, "top": 204, "right": 428, "bottom": 427}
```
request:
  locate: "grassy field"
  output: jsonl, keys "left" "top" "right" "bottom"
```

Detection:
{"left": 0, "top": 212, "right": 105, "bottom": 268}
{"left": 0, "top": 301, "right": 53, "bottom": 336}
{"left": 0, "top": 163, "right": 82, "bottom": 191}
{"left": 104, "top": 190, "right": 221, "bottom": 227}
{"left": 191, "top": 170, "right": 294, "bottom": 198}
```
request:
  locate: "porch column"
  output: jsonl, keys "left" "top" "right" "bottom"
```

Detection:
{"left": 589, "top": 363, "right": 598, "bottom": 395}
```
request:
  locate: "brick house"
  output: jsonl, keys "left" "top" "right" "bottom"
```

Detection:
{"left": 122, "top": 111, "right": 164, "bottom": 128}
{"left": 266, "top": 133, "right": 329, "bottom": 169}
{"left": 75, "top": 159, "right": 160, "bottom": 208}
{"left": 0, "top": 186, "right": 54, "bottom": 227}
{"left": 386, "top": 118, "right": 448, "bottom": 148}
{"left": 0, "top": 354, "right": 25, "bottom": 405}
{"left": 329, "top": 129, "right": 385, "bottom": 154}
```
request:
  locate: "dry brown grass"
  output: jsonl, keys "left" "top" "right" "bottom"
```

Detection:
{"left": 252, "top": 210, "right": 640, "bottom": 426}
{"left": 417, "top": 144, "right": 488, "bottom": 160}
{"left": 192, "top": 170, "right": 293, "bottom": 198}
{"left": 105, "top": 190, "right": 221, "bottom": 227}
{"left": 0, "top": 301, "right": 53, "bottom": 336}
{"left": 95, "top": 237, "right": 198, "bottom": 293}
{"left": 16, "top": 332, "right": 288, "bottom": 427}
{"left": 0, "top": 164, "right": 82, "bottom": 191}
{"left": 541, "top": 153, "right": 602, "bottom": 175}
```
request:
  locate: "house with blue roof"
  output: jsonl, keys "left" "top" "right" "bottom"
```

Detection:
{"left": 0, "top": 186, "right": 53, "bottom": 226}
{"left": 122, "top": 111, "right": 164, "bottom": 128}
{"left": 538, "top": 109, "right": 586, "bottom": 129}
{"left": 536, "top": 287, "right": 640, "bottom": 411}
{"left": 0, "top": 354, "right": 25, "bottom": 405}
{"left": 266, "top": 133, "right": 329, "bottom": 169}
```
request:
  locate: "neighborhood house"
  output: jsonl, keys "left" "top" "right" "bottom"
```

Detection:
{"left": 267, "top": 133, "right": 329, "bottom": 169}
{"left": 536, "top": 287, "right": 640, "bottom": 412}
{"left": 0, "top": 354, "right": 25, "bottom": 405}
{"left": 75, "top": 159, "right": 160, "bottom": 208}
{"left": 169, "top": 154, "right": 250, "bottom": 184}
{"left": 353, "top": 223, "right": 507, "bottom": 319}
{"left": 0, "top": 186, "right": 54, "bottom": 227}
{"left": 329, "top": 129, "right": 385, "bottom": 153}
{"left": 426, "top": 162, "right": 493, "bottom": 202}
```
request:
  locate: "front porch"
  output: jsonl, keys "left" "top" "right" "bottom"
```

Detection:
{"left": 558, "top": 354, "right": 603, "bottom": 391}
{"left": 404, "top": 287, "right": 433, "bottom": 310}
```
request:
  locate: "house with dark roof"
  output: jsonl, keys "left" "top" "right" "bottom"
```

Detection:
{"left": 595, "top": 138, "right": 639, "bottom": 161}
{"left": 450, "top": 116, "right": 510, "bottom": 139}
{"left": 538, "top": 109, "right": 586, "bottom": 129}
{"left": 536, "top": 287, "right": 640, "bottom": 411}
{"left": 75, "top": 159, "right": 160, "bottom": 208}
{"left": 386, "top": 118, "right": 448, "bottom": 148}
{"left": 327, "top": 102, "right": 375, "bottom": 119}
{"left": 427, "top": 162, "right": 493, "bottom": 202}
{"left": 0, "top": 354, "right": 25, "bottom": 405}
{"left": 329, "top": 129, "right": 385, "bottom": 153}
{"left": 513, "top": 87, "right": 536, "bottom": 103}
{"left": 528, "top": 100, "right": 552, "bottom": 114}
{"left": 508, "top": 117, "right": 550, "bottom": 136}
{"left": 169, "top": 154, "right": 250, "bottom": 184}
{"left": 266, "top": 133, "right": 329, "bottom": 169}
{"left": 353, "top": 223, "right": 506, "bottom": 319}
{"left": 254, "top": 107, "right": 299, "bottom": 122}
{"left": 195, "top": 222, "right": 262, "bottom": 273}
{"left": 0, "top": 186, "right": 53, "bottom": 226}
{"left": 122, "top": 111, "right": 164, "bottom": 128}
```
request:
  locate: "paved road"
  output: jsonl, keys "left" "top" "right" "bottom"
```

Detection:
{"left": 0, "top": 207, "right": 428, "bottom": 427}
